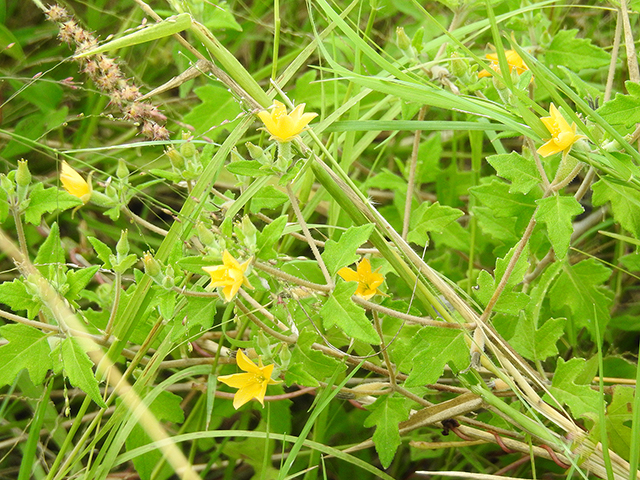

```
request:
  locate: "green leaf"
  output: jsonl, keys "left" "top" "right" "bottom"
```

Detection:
{"left": 475, "top": 243, "right": 530, "bottom": 315}
{"left": 113, "top": 254, "right": 138, "bottom": 274}
{"left": 249, "top": 185, "right": 288, "bottom": 213}
{"left": 0, "top": 278, "right": 42, "bottom": 319}
{"left": 226, "top": 160, "right": 271, "bottom": 177}
{"left": 592, "top": 175, "right": 640, "bottom": 239}
{"left": 56, "top": 337, "right": 107, "bottom": 408}
{"left": 200, "top": 1, "right": 243, "bottom": 31}
{"left": 407, "top": 202, "right": 463, "bottom": 245}
{"left": 548, "top": 357, "right": 601, "bottom": 421}
{"left": 24, "top": 183, "right": 82, "bottom": 225}
{"left": 605, "top": 386, "right": 634, "bottom": 461}
{"left": 320, "top": 282, "right": 379, "bottom": 344}
{"left": 285, "top": 330, "right": 345, "bottom": 387}
{"left": 34, "top": 223, "right": 64, "bottom": 273}
{"left": 322, "top": 224, "right": 374, "bottom": 276}
{"left": 76, "top": 13, "right": 191, "bottom": 57}
{"left": 256, "top": 215, "right": 287, "bottom": 260}
{"left": 405, "top": 327, "right": 468, "bottom": 386}
{"left": 364, "top": 396, "right": 410, "bottom": 468}
{"left": 509, "top": 313, "right": 566, "bottom": 362}
{"left": 88, "top": 237, "right": 113, "bottom": 268}
{"left": 66, "top": 266, "right": 100, "bottom": 302}
{"left": 183, "top": 295, "right": 217, "bottom": 332}
{"left": 597, "top": 81, "right": 640, "bottom": 127}
{"left": 486, "top": 152, "right": 541, "bottom": 194}
{"left": 550, "top": 259, "right": 612, "bottom": 338}
{"left": 469, "top": 178, "right": 538, "bottom": 218}
{"left": 416, "top": 135, "right": 442, "bottom": 183}
{"left": 545, "top": 29, "right": 610, "bottom": 71}
{"left": 473, "top": 207, "right": 519, "bottom": 243}
{"left": 182, "top": 84, "right": 243, "bottom": 141}
{"left": 535, "top": 195, "right": 584, "bottom": 259}
{"left": 0, "top": 324, "right": 52, "bottom": 386}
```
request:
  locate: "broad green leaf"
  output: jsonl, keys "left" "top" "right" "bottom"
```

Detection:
{"left": 364, "top": 395, "right": 410, "bottom": 469}
{"left": 597, "top": 81, "right": 640, "bottom": 127}
{"left": 200, "top": 1, "right": 242, "bottom": 31}
{"left": 322, "top": 224, "right": 374, "bottom": 275}
{"left": 126, "top": 390, "right": 185, "bottom": 480}
{"left": 364, "top": 169, "right": 407, "bottom": 191}
{"left": 548, "top": 357, "right": 601, "bottom": 421}
{"left": 0, "top": 324, "right": 52, "bottom": 386}
{"left": 509, "top": 313, "right": 565, "bottom": 361}
{"left": 473, "top": 207, "right": 519, "bottom": 243}
{"left": 469, "top": 178, "right": 538, "bottom": 218}
{"left": 592, "top": 175, "right": 640, "bottom": 239}
{"left": 407, "top": 202, "right": 463, "bottom": 245}
{"left": 405, "top": 327, "right": 468, "bottom": 386}
{"left": 249, "top": 185, "right": 287, "bottom": 213}
{"left": 535, "top": 195, "right": 584, "bottom": 259}
{"left": 183, "top": 84, "right": 243, "bottom": 141}
{"left": 475, "top": 243, "right": 530, "bottom": 315}
{"left": 0, "top": 23, "right": 25, "bottom": 60}
{"left": 550, "top": 259, "right": 613, "bottom": 338}
{"left": 416, "top": 135, "right": 442, "bottom": 183}
{"left": 257, "top": 215, "right": 287, "bottom": 260}
{"left": 487, "top": 152, "right": 541, "bottom": 194}
{"left": 0, "top": 278, "right": 42, "bottom": 319}
{"left": 226, "top": 160, "right": 271, "bottom": 177}
{"left": 183, "top": 295, "right": 217, "bottom": 332}
{"left": 320, "top": 282, "right": 379, "bottom": 344}
{"left": 67, "top": 266, "right": 100, "bottom": 302}
{"left": 88, "top": 237, "right": 114, "bottom": 268}
{"left": 34, "top": 223, "right": 64, "bottom": 274}
{"left": 24, "top": 184, "right": 82, "bottom": 225}
{"left": 545, "top": 29, "right": 610, "bottom": 71}
{"left": 605, "top": 386, "right": 634, "bottom": 461}
{"left": 56, "top": 337, "right": 107, "bottom": 408}
{"left": 285, "top": 330, "right": 345, "bottom": 387}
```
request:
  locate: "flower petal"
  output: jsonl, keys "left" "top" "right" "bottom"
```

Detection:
{"left": 338, "top": 267, "right": 359, "bottom": 282}
{"left": 235, "top": 349, "right": 261, "bottom": 374}
{"left": 218, "top": 372, "right": 255, "bottom": 389}
{"left": 537, "top": 139, "right": 561, "bottom": 158}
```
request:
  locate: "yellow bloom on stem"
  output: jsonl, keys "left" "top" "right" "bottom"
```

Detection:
{"left": 218, "top": 349, "right": 281, "bottom": 409}
{"left": 337, "top": 258, "right": 385, "bottom": 300}
{"left": 202, "top": 250, "right": 253, "bottom": 302}
{"left": 257, "top": 100, "right": 317, "bottom": 143}
{"left": 537, "top": 103, "right": 586, "bottom": 158}
{"left": 478, "top": 49, "right": 529, "bottom": 78}
{"left": 60, "top": 161, "right": 92, "bottom": 204}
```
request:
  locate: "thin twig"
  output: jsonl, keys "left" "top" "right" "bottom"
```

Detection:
{"left": 402, "top": 106, "right": 427, "bottom": 240}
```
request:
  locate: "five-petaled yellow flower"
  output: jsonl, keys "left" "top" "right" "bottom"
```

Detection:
{"left": 337, "top": 258, "right": 385, "bottom": 300}
{"left": 478, "top": 50, "right": 529, "bottom": 79}
{"left": 537, "top": 103, "right": 586, "bottom": 159}
{"left": 60, "top": 161, "right": 92, "bottom": 204}
{"left": 257, "top": 100, "right": 317, "bottom": 143}
{"left": 218, "top": 349, "right": 281, "bottom": 409}
{"left": 202, "top": 250, "right": 253, "bottom": 302}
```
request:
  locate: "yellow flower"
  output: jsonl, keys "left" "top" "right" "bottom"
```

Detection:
{"left": 60, "top": 161, "right": 92, "bottom": 204}
{"left": 537, "top": 103, "right": 586, "bottom": 158}
{"left": 218, "top": 349, "right": 281, "bottom": 409}
{"left": 337, "top": 258, "right": 385, "bottom": 300}
{"left": 257, "top": 100, "right": 317, "bottom": 143}
{"left": 202, "top": 250, "right": 254, "bottom": 302}
{"left": 478, "top": 50, "right": 529, "bottom": 78}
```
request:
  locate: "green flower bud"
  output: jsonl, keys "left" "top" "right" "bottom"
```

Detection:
{"left": 116, "top": 230, "right": 129, "bottom": 258}
{"left": 16, "top": 159, "right": 31, "bottom": 188}
{"left": 396, "top": 27, "right": 411, "bottom": 51}
{"left": 116, "top": 159, "right": 129, "bottom": 180}
{"left": 197, "top": 222, "right": 216, "bottom": 247}
{"left": 246, "top": 142, "right": 268, "bottom": 162}
{"left": 166, "top": 147, "right": 185, "bottom": 169}
{"left": 180, "top": 138, "right": 196, "bottom": 159}
{"left": 143, "top": 252, "right": 162, "bottom": 279}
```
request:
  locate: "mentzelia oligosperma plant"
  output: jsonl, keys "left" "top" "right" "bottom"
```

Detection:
{"left": 5, "top": 4, "right": 634, "bottom": 479}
